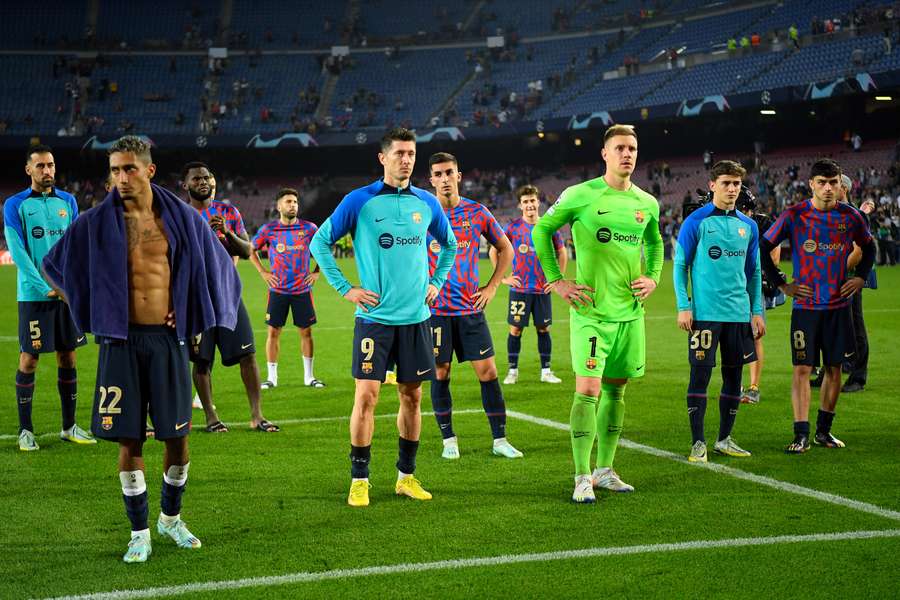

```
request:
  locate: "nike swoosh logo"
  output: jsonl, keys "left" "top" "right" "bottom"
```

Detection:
{"left": 597, "top": 210, "right": 611, "bottom": 216}
{"left": 417, "top": 368, "right": 432, "bottom": 375}
{"left": 27, "top": 212, "right": 38, "bottom": 216}
{"left": 175, "top": 421, "right": 190, "bottom": 431}
{"left": 479, "top": 347, "right": 492, "bottom": 355}
{"left": 76, "top": 336, "right": 86, "bottom": 343}
{"left": 375, "top": 217, "right": 386, "bottom": 222}
{"left": 241, "top": 343, "right": 252, "bottom": 349}
{"left": 743, "top": 353, "right": 754, "bottom": 359}
{"left": 635, "top": 364, "right": 644, "bottom": 371}
{"left": 573, "top": 432, "right": 590, "bottom": 438}
{"left": 844, "top": 352, "right": 854, "bottom": 357}
{"left": 543, "top": 318, "right": 551, "bottom": 323}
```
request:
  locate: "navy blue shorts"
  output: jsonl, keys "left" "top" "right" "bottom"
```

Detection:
{"left": 790, "top": 307, "right": 854, "bottom": 367}
{"left": 352, "top": 318, "right": 434, "bottom": 383}
{"left": 92, "top": 325, "right": 193, "bottom": 441}
{"left": 190, "top": 299, "right": 255, "bottom": 366}
{"left": 430, "top": 313, "right": 495, "bottom": 364}
{"left": 18, "top": 301, "right": 86, "bottom": 355}
{"left": 266, "top": 291, "right": 316, "bottom": 329}
{"left": 688, "top": 321, "right": 757, "bottom": 367}
{"left": 507, "top": 290, "right": 553, "bottom": 328}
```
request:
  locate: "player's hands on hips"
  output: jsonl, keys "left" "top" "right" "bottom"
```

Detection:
{"left": 677, "top": 310, "right": 693, "bottom": 332}
{"left": 425, "top": 284, "right": 440, "bottom": 306}
{"left": 547, "top": 279, "right": 594, "bottom": 309}
{"left": 344, "top": 287, "right": 380, "bottom": 312}
{"left": 781, "top": 281, "right": 813, "bottom": 299}
{"left": 501, "top": 275, "right": 522, "bottom": 288}
{"left": 472, "top": 284, "right": 498, "bottom": 311}
{"left": 631, "top": 275, "right": 657, "bottom": 301}
{"left": 164, "top": 311, "right": 176, "bottom": 329}
{"left": 259, "top": 270, "right": 278, "bottom": 288}
{"left": 839, "top": 276, "right": 865, "bottom": 297}
{"left": 752, "top": 314, "right": 766, "bottom": 339}
{"left": 304, "top": 271, "right": 320, "bottom": 287}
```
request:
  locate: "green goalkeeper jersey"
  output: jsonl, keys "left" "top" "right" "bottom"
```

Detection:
{"left": 533, "top": 176, "right": 664, "bottom": 323}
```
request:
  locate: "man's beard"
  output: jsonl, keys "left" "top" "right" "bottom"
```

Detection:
{"left": 188, "top": 187, "right": 212, "bottom": 201}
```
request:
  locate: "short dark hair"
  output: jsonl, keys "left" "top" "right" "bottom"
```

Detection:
{"left": 603, "top": 124, "right": 636, "bottom": 144}
{"left": 428, "top": 152, "right": 458, "bottom": 170}
{"left": 181, "top": 161, "right": 211, "bottom": 181}
{"left": 709, "top": 160, "right": 746, "bottom": 181}
{"left": 380, "top": 127, "right": 416, "bottom": 152}
{"left": 809, "top": 158, "right": 841, "bottom": 179}
{"left": 517, "top": 184, "right": 541, "bottom": 200}
{"left": 109, "top": 135, "right": 152, "bottom": 165}
{"left": 27, "top": 144, "right": 53, "bottom": 163}
{"left": 276, "top": 188, "right": 299, "bottom": 202}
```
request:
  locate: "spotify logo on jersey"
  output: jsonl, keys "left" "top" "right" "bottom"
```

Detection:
{"left": 708, "top": 245, "right": 723, "bottom": 259}
{"left": 596, "top": 227, "right": 612, "bottom": 243}
{"left": 379, "top": 233, "right": 395, "bottom": 248}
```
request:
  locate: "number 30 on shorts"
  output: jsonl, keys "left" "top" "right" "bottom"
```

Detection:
{"left": 690, "top": 329, "right": 713, "bottom": 350}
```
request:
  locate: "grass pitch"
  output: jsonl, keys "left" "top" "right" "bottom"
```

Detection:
{"left": 1, "top": 259, "right": 898, "bottom": 599}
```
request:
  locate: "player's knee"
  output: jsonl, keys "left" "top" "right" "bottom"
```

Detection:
{"left": 536, "top": 326, "right": 550, "bottom": 334}
{"left": 18, "top": 352, "right": 39, "bottom": 373}
{"left": 57, "top": 351, "right": 76, "bottom": 369}
{"left": 476, "top": 362, "right": 498, "bottom": 381}
{"left": 435, "top": 363, "right": 451, "bottom": 380}
{"left": 118, "top": 438, "right": 144, "bottom": 459}
{"left": 397, "top": 384, "right": 422, "bottom": 407}
{"left": 509, "top": 327, "right": 523, "bottom": 337}
{"left": 267, "top": 326, "right": 282, "bottom": 339}
{"left": 794, "top": 365, "right": 813, "bottom": 377}
{"left": 299, "top": 327, "right": 312, "bottom": 340}
{"left": 193, "top": 361, "right": 212, "bottom": 376}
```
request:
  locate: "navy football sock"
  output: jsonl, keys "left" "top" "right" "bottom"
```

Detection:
{"left": 537, "top": 331, "right": 552, "bottom": 369}
{"left": 507, "top": 334, "right": 521, "bottom": 369}
{"left": 718, "top": 366, "right": 742, "bottom": 441}
{"left": 430, "top": 378, "right": 454, "bottom": 439}
{"left": 58, "top": 367, "right": 77, "bottom": 430}
{"left": 687, "top": 365, "right": 712, "bottom": 444}
{"left": 816, "top": 409, "right": 836, "bottom": 435}
{"left": 160, "top": 463, "right": 189, "bottom": 517}
{"left": 396, "top": 437, "right": 419, "bottom": 475}
{"left": 480, "top": 378, "right": 506, "bottom": 439}
{"left": 120, "top": 471, "right": 149, "bottom": 532}
{"left": 350, "top": 444, "right": 371, "bottom": 479}
{"left": 16, "top": 370, "right": 35, "bottom": 433}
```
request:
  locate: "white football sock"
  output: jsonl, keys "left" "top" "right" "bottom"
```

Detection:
{"left": 267, "top": 362, "right": 278, "bottom": 384}
{"left": 303, "top": 356, "right": 314, "bottom": 383}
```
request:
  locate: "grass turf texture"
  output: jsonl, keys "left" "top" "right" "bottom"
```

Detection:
{"left": 1, "top": 259, "right": 898, "bottom": 598}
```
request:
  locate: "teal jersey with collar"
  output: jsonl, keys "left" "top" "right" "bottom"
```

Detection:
{"left": 3, "top": 187, "right": 79, "bottom": 301}
{"left": 311, "top": 179, "right": 456, "bottom": 325}
{"left": 673, "top": 203, "right": 763, "bottom": 322}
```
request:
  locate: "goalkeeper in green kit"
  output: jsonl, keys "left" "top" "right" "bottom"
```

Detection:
{"left": 533, "top": 124, "right": 663, "bottom": 503}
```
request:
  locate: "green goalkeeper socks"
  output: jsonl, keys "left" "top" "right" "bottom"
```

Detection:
{"left": 570, "top": 393, "right": 598, "bottom": 475}
{"left": 596, "top": 382, "right": 626, "bottom": 468}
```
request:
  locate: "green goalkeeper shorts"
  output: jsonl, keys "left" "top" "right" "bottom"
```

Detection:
{"left": 569, "top": 312, "right": 646, "bottom": 379}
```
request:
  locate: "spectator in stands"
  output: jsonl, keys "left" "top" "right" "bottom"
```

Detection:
{"left": 750, "top": 32, "right": 761, "bottom": 49}
{"left": 727, "top": 37, "right": 737, "bottom": 54}
{"left": 789, "top": 24, "right": 800, "bottom": 48}
{"left": 852, "top": 132, "right": 862, "bottom": 152}
{"left": 739, "top": 35, "right": 750, "bottom": 54}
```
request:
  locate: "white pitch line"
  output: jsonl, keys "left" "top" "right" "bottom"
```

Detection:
{"left": 0, "top": 409, "right": 485, "bottom": 441}
{"left": 508, "top": 410, "right": 900, "bottom": 523}
{"left": 40, "top": 528, "right": 900, "bottom": 600}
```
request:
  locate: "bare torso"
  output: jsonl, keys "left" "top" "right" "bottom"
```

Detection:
{"left": 124, "top": 209, "right": 171, "bottom": 324}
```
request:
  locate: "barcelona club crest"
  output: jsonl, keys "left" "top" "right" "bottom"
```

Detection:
{"left": 460, "top": 219, "right": 471, "bottom": 230}
{"left": 412, "top": 212, "right": 422, "bottom": 224}
{"left": 58, "top": 209, "right": 67, "bottom": 218}
{"left": 837, "top": 223, "right": 847, "bottom": 232}
{"left": 101, "top": 416, "right": 114, "bottom": 431}
{"left": 634, "top": 210, "right": 645, "bottom": 223}
{"left": 361, "top": 361, "right": 373, "bottom": 374}
{"left": 695, "top": 350, "right": 706, "bottom": 361}
{"left": 32, "top": 340, "right": 42, "bottom": 350}
{"left": 585, "top": 358, "right": 597, "bottom": 370}
{"left": 738, "top": 227, "right": 746, "bottom": 238}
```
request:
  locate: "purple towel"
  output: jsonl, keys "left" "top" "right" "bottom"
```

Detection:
{"left": 42, "top": 183, "right": 241, "bottom": 340}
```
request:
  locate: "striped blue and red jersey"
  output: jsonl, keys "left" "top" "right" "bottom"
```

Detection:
{"left": 252, "top": 219, "right": 318, "bottom": 294}
{"left": 763, "top": 199, "right": 872, "bottom": 310}
{"left": 197, "top": 200, "right": 246, "bottom": 239}
{"left": 427, "top": 198, "right": 505, "bottom": 316}
{"left": 505, "top": 218, "right": 564, "bottom": 294}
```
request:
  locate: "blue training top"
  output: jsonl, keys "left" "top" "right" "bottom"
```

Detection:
{"left": 673, "top": 203, "right": 763, "bottom": 322}
{"left": 311, "top": 178, "right": 456, "bottom": 326}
